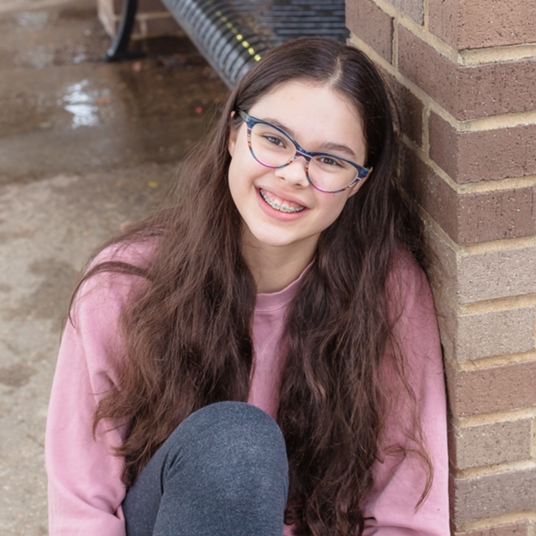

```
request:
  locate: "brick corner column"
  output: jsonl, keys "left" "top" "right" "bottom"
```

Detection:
{"left": 346, "top": 0, "right": 536, "bottom": 534}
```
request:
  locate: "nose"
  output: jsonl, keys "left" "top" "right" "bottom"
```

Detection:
{"left": 274, "top": 155, "right": 310, "bottom": 188}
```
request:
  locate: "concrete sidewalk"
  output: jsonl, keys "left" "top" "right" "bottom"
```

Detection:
{"left": 0, "top": 2, "right": 228, "bottom": 533}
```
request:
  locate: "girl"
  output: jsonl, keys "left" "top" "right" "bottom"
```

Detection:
{"left": 46, "top": 37, "right": 449, "bottom": 535}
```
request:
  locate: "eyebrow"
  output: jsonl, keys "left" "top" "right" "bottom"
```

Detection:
{"left": 262, "top": 117, "right": 357, "bottom": 159}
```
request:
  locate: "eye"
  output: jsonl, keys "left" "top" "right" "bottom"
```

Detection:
{"left": 263, "top": 135, "right": 286, "bottom": 148}
{"left": 317, "top": 156, "right": 343, "bottom": 168}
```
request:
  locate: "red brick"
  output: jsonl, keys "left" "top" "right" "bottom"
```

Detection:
{"left": 455, "top": 522, "right": 529, "bottom": 536}
{"left": 412, "top": 154, "right": 458, "bottom": 239}
{"left": 429, "top": 112, "right": 536, "bottom": 184}
{"left": 454, "top": 467, "right": 536, "bottom": 522}
{"left": 398, "top": 26, "right": 536, "bottom": 121}
{"left": 426, "top": 227, "right": 536, "bottom": 305}
{"left": 458, "top": 245, "right": 536, "bottom": 303}
{"left": 429, "top": 0, "right": 536, "bottom": 50}
{"left": 428, "top": 113, "right": 457, "bottom": 179}
{"left": 457, "top": 187, "right": 535, "bottom": 243}
{"left": 452, "top": 420, "right": 533, "bottom": 470}
{"left": 456, "top": 307, "right": 535, "bottom": 362}
{"left": 448, "top": 360, "right": 536, "bottom": 417}
{"left": 412, "top": 153, "right": 536, "bottom": 244}
{"left": 347, "top": 0, "right": 393, "bottom": 63}
{"left": 436, "top": 298, "right": 536, "bottom": 364}
{"left": 387, "top": 74, "right": 423, "bottom": 146}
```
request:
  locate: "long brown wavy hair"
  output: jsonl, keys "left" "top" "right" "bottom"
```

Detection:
{"left": 79, "top": 37, "right": 431, "bottom": 535}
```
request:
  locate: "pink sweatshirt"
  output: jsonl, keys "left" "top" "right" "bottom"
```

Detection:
{"left": 46, "top": 243, "right": 449, "bottom": 535}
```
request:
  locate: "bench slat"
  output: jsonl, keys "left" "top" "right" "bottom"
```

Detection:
{"left": 161, "top": 0, "right": 347, "bottom": 87}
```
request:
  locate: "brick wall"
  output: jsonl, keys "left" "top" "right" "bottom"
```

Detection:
{"left": 346, "top": 1, "right": 536, "bottom": 534}
{"left": 97, "top": 0, "right": 181, "bottom": 40}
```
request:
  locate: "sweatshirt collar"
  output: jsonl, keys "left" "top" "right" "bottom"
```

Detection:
{"left": 254, "top": 263, "right": 312, "bottom": 312}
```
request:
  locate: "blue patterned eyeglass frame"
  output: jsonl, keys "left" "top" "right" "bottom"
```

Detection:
{"left": 237, "top": 109, "right": 370, "bottom": 194}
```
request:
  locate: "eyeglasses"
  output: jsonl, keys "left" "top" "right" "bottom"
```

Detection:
{"left": 237, "top": 109, "right": 370, "bottom": 194}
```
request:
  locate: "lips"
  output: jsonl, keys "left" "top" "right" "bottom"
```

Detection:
{"left": 259, "top": 188, "right": 305, "bottom": 213}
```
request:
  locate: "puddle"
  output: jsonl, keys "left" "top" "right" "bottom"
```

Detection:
{"left": 61, "top": 79, "right": 111, "bottom": 129}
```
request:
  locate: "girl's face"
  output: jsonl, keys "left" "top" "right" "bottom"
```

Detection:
{"left": 228, "top": 80, "right": 368, "bottom": 262}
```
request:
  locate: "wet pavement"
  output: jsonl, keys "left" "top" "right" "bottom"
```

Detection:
{"left": 0, "top": 1, "right": 229, "bottom": 533}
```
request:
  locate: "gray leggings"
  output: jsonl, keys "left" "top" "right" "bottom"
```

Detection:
{"left": 122, "top": 401, "right": 289, "bottom": 536}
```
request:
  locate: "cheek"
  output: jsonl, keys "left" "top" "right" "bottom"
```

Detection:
{"left": 321, "top": 193, "right": 351, "bottom": 218}
{"left": 228, "top": 143, "right": 262, "bottom": 187}
{"left": 227, "top": 153, "right": 254, "bottom": 208}
{"left": 316, "top": 193, "right": 353, "bottom": 231}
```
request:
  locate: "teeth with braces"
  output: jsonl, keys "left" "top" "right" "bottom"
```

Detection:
{"left": 260, "top": 189, "right": 305, "bottom": 213}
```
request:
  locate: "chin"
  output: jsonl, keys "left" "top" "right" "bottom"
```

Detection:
{"left": 253, "top": 235, "right": 294, "bottom": 248}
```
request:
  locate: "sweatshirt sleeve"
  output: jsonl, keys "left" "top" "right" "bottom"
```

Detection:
{"left": 361, "top": 258, "right": 450, "bottom": 535}
{"left": 46, "top": 251, "right": 144, "bottom": 536}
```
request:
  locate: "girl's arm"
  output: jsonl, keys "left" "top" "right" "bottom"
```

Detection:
{"left": 362, "top": 257, "right": 450, "bottom": 535}
{"left": 46, "top": 248, "right": 144, "bottom": 535}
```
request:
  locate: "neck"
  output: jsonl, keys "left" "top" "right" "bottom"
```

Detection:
{"left": 242, "top": 235, "right": 316, "bottom": 294}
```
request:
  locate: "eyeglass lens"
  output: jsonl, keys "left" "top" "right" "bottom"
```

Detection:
{"left": 249, "top": 122, "right": 358, "bottom": 192}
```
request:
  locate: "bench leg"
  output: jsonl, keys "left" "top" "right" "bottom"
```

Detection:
{"left": 104, "top": 0, "right": 143, "bottom": 62}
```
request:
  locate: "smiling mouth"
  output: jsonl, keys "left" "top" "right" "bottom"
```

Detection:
{"left": 259, "top": 188, "right": 305, "bottom": 213}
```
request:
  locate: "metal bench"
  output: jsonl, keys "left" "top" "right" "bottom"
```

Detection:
{"left": 106, "top": 0, "right": 348, "bottom": 88}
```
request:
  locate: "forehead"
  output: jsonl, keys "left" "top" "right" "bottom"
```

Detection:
{"left": 247, "top": 80, "right": 366, "bottom": 156}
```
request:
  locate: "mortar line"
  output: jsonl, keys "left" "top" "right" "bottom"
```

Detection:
{"left": 422, "top": 107, "right": 430, "bottom": 156}
{"left": 445, "top": 348, "right": 536, "bottom": 374}
{"left": 463, "top": 234, "right": 536, "bottom": 256}
{"left": 455, "top": 459, "right": 536, "bottom": 480}
{"left": 456, "top": 176, "right": 536, "bottom": 195}
{"left": 456, "top": 352, "right": 536, "bottom": 373}
{"left": 457, "top": 511, "right": 536, "bottom": 532}
{"left": 462, "top": 43, "right": 536, "bottom": 65}
{"left": 422, "top": 0, "right": 429, "bottom": 29}
{"left": 457, "top": 294, "right": 536, "bottom": 314}
{"left": 453, "top": 407, "right": 536, "bottom": 429}
{"left": 392, "top": 12, "right": 399, "bottom": 69}
{"left": 459, "top": 110, "right": 536, "bottom": 132}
